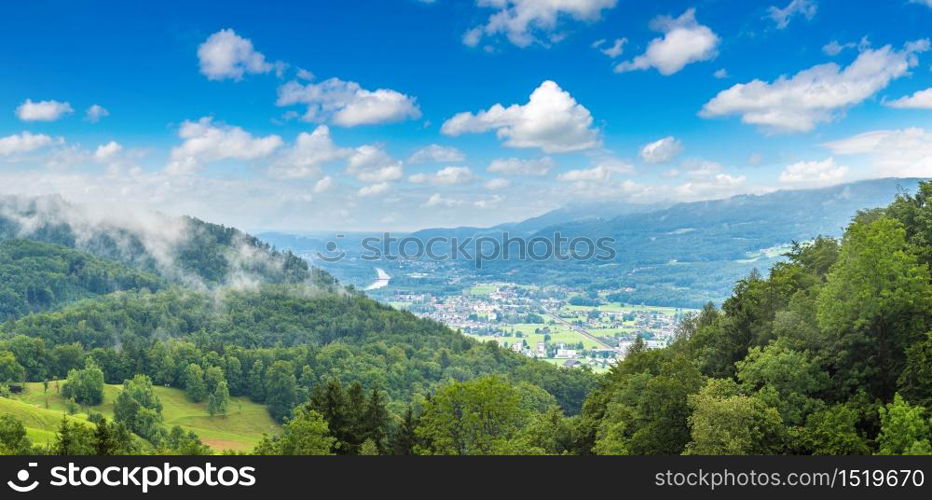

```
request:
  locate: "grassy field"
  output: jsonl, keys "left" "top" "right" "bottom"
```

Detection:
{"left": 468, "top": 284, "right": 498, "bottom": 296}
{"left": 470, "top": 322, "right": 603, "bottom": 350}
{"left": 5, "top": 382, "right": 279, "bottom": 452}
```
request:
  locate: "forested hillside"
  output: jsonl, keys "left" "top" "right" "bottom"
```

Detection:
{"left": 574, "top": 182, "right": 932, "bottom": 455}
{"left": 0, "top": 239, "right": 163, "bottom": 321}
{"left": 0, "top": 195, "right": 597, "bottom": 455}
{"left": 4, "top": 182, "right": 932, "bottom": 456}
{"left": 0, "top": 195, "right": 327, "bottom": 289}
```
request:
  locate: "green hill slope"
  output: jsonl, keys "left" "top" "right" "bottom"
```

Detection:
{"left": 4, "top": 381, "right": 278, "bottom": 452}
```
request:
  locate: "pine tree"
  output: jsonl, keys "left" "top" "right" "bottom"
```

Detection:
{"left": 208, "top": 380, "right": 230, "bottom": 416}
{"left": 94, "top": 418, "right": 119, "bottom": 455}
{"left": 309, "top": 380, "right": 349, "bottom": 453}
{"left": 247, "top": 360, "right": 266, "bottom": 402}
{"left": 390, "top": 405, "right": 419, "bottom": 455}
{"left": 362, "top": 388, "right": 390, "bottom": 453}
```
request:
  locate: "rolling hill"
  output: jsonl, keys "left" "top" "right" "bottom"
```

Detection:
{"left": 4, "top": 381, "right": 278, "bottom": 452}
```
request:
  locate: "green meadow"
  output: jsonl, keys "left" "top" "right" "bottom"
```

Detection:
{"left": 3, "top": 381, "right": 279, "bottom": 452}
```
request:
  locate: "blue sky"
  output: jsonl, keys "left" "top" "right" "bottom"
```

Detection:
{"left": 1, "top": 0, "right": 932, "bottom": 232}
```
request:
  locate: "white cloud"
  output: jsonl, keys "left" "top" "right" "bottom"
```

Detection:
{"left": 167, "top": 117, "right": 283, "bottom": 175}
{"left": 767, "top": 0, "right": 817, "bottom": 29}
{"left": 409, "top": 166, "right": 474, "bottom": 185}
{"left": 85, "top": 104, "right": 109, "bottom": 123}
{"left": 824, "top": 127, "right": 932, "bottom": 177}
{"left": 557, "top": 166, "right": 612, "bottom": 182}
{"left": 713, "top": 68, "right": 729, "bottom": 79}
{"left": 673, "top": 173, "right": 747, "bottom": 200}
{"left": 822, "top": 40, "right": 852, "bottom": 56}
{"left": 885, "top": 88, "right": 932, "bottom": 109}
{"left": 700, "top": 40, "right": 930, "bottom": 132}
{"left": 314, "top": 176, "right": 334, "bottom": 193}
{"left": 407, "top": 144, "right": 466, "bottom": 163}
{"left": 614, "top": 9, "right": 719, "bottom": 75}
{"left": 487, "top": 156, "right": 555, "bottom": 176}
{"left": 15, "top": 99, "right": 73, "bottom": 122}
{"left": 639, "top": 136, "right": 683, "bottom": 164}
{"left": 484, "top": 178, "right": 512, "bottom": 190}
{"left": 822, "top": 37, "right": 869, "bottom": 56}
{"left": 474, "top": 194, "right": 505, "bottom": 209}
{"left": 593, "top": 37, "right": 626, "bottom": 58}
{"left": 347, "top": 145, "right": 403, "bottom": 183}
{"left": 268, "top": 125, "right": 350, "bottom": 179}
{"left": 910, "top": 0, "right": 932, "bottom": 7}
{"left": 277, "top": 78, "right": 421, "bottom": 126}
{"left": 441, "top": 80, "right": 600, "bottom": 153}
{"left": 357, "top": 182, "right": 391, "bottom": 197}
{"left": 670, "top": 162, "right": 748, "bottom": 200}
{"left": 590, "top": 153, "right": 634, "bottom": 173}
{"left": 0, "top": 132, "right": 57, "bottom": 156}
{"left": 423, "top": 193, "right": 462, "bottom": 208}
{"left": 465, "top": 0, "right": 617, "bottom": 48}
{"left": 778, "top": 157, "right": 848, "bottom": 186}
{"left": 197, "top": 29, "right": 273, "bottom": 81}
{"left": 93, "top": 141, "right": 123, "bottom": 163}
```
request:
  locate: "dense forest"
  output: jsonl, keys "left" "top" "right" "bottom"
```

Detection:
{"left": 3, "top": 183, "right": 932, "bottom": 455}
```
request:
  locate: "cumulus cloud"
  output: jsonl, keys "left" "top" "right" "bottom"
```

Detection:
{"left": 85, "top": 104, "right": 109, "bottom": 123}
{"left": 16, "top": 99, "right": 73, "bottom": 122}
{"left": 314, "top": 176, "right": 334, "bottom": 193}
{"left": 713, "top": 68, "right": 728, "bottom": 79}
{"left": 593, "top": 37, "right": 626, "bottom": 58}
{"left": 277, "top": 78, "right": 421, "bottom": 127}
{"left": 93, "top": 141, "right": 123, "bottom": 163}
{"left": 423, "top": 193, "right": 462, "bottom": 208}
{"left": 347, "top": 145, "right": 403, "bottom": 183}
{"left": 487, "top": 156, "right": 555, "bottom": 176}
{"left": 614, "top": 9, "right": 719, "bottom": 75}
{"left": 778, "top": 157, "right": 848, "bottom": 186}
{"left": 267, "top": 125, "right": 350, "bottom": 179}
{"left": 557, "top": 166, "right": 613, "bottom": 182}
{"left": 197, "top": 29, "right": 274, "bottom": 80}
{"left": 671, "top": 161, "right": 748, "bottom": 201}
{"left": 407, "top": 144, "right": 466, "bottom": 163}
{"left": 767, "top": 0, "right": 817, "bottom": 29}
{"left": 0, "top": 132, "right": 58, "bottom": 156}
{"left": 167, "top": 117, "right": 283, "bottom": 175}
{"left": 357, "top": 182, "right": 391, "bottom": 197}
{"left": 91, "top": 141, "right": 144, "bottom": 174}
{"left": 464, "top": 0, "right": 617, "bottom": 48}
{"left": 700, "top": 40, "right": 929, "bottom": 132}
{"left": 484, "top": 178, "right": 512, "bottom": 190}
{"left": 822, "top": 37, "right": 869, "bottom": 56}
{"left": 824, "top": 128, "right": 932, "bottom": 177}
{"left": 885, "top": 88, "right": 932, "bottom": 109}
{"left": 474, "top": 194, "right": 505, "bottom": 209}
{"left": 441, "top": 81, "right": 600, "bottom": 153}
{"left": 409, "top": 166, "right": 475, "bottom": 185}
{"left": 639, "top": 136, "right": 683, "bottom": 164}
{"left": 822, "top": 40, "right": 852, "bottom": 56}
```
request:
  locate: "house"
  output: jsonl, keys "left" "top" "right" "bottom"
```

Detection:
{"left": 563, "top": 360, "right": 582, "bottom": 368}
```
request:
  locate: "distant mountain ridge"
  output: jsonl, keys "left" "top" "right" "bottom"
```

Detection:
{"left": 254, "top": 178, "right": 928, "bottom": 307}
